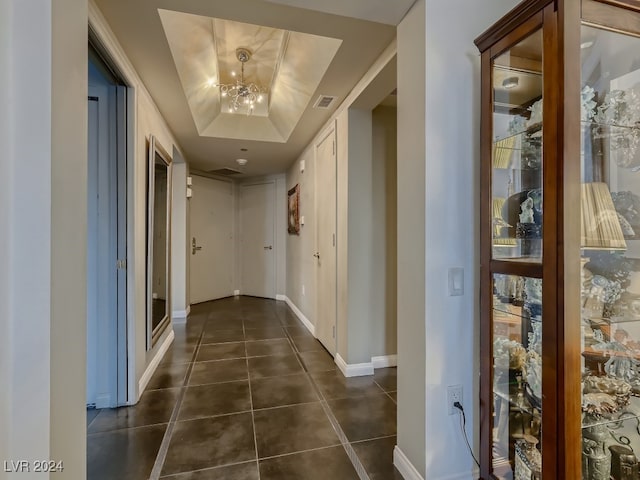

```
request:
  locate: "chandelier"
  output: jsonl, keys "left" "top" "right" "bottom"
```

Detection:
{"left": 217, "top": 48, "right": 265, "bottom": 115}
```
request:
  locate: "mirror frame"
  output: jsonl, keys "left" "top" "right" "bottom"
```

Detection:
{"left": 146, "top": 135, "right": 172, "bottom": 349}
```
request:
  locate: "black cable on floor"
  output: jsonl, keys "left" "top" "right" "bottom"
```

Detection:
{"left": 454, "top": 402, "right": 480, "bottom": 468}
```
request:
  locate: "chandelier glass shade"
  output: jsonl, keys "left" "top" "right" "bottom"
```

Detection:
{"left": 217, "top": 48, "right": 265, "bottom": 115}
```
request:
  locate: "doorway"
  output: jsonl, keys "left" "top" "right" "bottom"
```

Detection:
{"left": 314, "top": 128, "right": 338, "bottom": 355}
{"left": 86, "top": 44, "right": 129, "bottom": 408}
{"left": 189, "top": 174, "right": 234, "bottom": 303}
{"left": 240, "top": 181, "right": 277, "bottom": 299}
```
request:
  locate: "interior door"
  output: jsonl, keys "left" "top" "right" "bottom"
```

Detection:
{"left": 315, "top": 129, "right": 337, "bottom": 355}
{"left": 240, "top": 182, "right": 276, "bottom": 299}
{"left": 189, "top": 175, "right": 234, "bottom": 303}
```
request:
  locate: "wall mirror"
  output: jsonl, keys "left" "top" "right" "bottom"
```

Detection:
{"left": 147, "top": 135, "right": 172, "bottom": 349}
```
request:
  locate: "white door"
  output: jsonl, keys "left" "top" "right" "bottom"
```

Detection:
{"left": 189, "top": 175, "right": 234, "bottom": 304}
{"left": 240, "top": 182, "right": 276, "bottom": 299}
{"left": 315, "top": 129, "right": 337, "bottom": 355}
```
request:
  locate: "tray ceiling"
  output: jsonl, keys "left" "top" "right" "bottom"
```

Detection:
{"left": 159, "top": 10, "right": 342, "bottom": 143}
{"left": 93, "top": 0, "right": 398, "bottom": 176}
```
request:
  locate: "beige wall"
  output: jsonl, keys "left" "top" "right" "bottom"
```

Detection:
{"left": 286, "top": 48, "right": 398, "bottom": 366}
{"left": 396, "top": 2, "right": 427, "bottom": 473}
{"left": 372, "top": 105, "right": 397, "bottom": 357}
{"left": 286, "top": 144, "right": 319, "bottom": 321}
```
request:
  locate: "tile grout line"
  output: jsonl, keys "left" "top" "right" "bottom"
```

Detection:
{"left": 148, "top": 320, "right": 207, "bottom": 480}
{"left": 280, "top": 317, "right": 372, "bottom": 480}
{"left": 244, "top": 312, "right": 262, "bottom": 480}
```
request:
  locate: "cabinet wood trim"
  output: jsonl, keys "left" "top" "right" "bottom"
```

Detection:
{"left": 583, "top": 0, "right": 640, "bottom": 36}
{"left": 475, "top": 0, "right": 552, "bottom": 53}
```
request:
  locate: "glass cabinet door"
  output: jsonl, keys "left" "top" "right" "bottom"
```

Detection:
{"left": 492, "top": 274, "right": 542, "bottom": 479}
{"left": 492, "top": 30, "right": 543, "bottom": 263}
{"left": 580, "top": 25, "right": 640, "bottom": 479}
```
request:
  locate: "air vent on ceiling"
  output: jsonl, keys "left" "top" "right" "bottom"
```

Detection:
{"left": 208, "top": 168, "right": 243, "bottom": 176}
{"left": 313, "top": 95, "right": 337, "bottom": 109}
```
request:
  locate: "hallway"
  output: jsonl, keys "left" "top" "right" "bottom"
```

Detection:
{"left": 87, "top": 297, "right": 399, "bottom": 479}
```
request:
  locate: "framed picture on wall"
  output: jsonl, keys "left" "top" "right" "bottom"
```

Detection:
{"left": 288, "top": 184, "right": 300, "bottom": 235}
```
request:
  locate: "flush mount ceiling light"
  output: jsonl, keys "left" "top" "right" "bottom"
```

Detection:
{"left": 502, "top": 76, "right": 519, "bottom": 89}
{"left": 216, "top": 48, "right": 265, "bottom": 115}
{"left": 236, "top": 158, "right": 248, "bottom": 166}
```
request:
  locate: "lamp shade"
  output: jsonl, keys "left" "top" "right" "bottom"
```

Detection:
{"left": 581, "top": 182, "right": 627, "bottom": 250}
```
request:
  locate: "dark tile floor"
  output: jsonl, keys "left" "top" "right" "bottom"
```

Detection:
{"left": 87, "top": 296, "right": 400, "bottom": 480}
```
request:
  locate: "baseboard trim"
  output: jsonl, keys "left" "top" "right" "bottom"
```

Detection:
{"left": 138, "top": 329, "right": 175, "bottom": 398}
{"left": 233, "top": 290, "right": 240, "bottom": 296}
{"left": 394, "top": 446, "right": 424, "bottom": 480}
{"left": 335, "top": 353, "right": 374, "bottom": 377}
{"left": 283, "top": 296, "right": 315, "bottom": 336}
{"left": 172, "top": 309, "right": 188, "bottom": 324}
{"left": 276, "top": 294, "right": 286, "bottom": 301}
{"left": 372, "top": 354, "right": 397, "bottom": 369}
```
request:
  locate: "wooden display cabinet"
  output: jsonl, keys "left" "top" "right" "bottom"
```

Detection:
{"left": 476, "top": 1, "right": 640, "bottom": 478}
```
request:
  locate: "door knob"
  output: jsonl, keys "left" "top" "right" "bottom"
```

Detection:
{"left": 313, "top": 252, "right": 320, "bottom": 259}
{"left": 264, "top": 245, "right": 273, "bottom": 250}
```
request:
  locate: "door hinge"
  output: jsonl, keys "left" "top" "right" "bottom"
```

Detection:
{"left": 116, "top": 259, "right": 127, "bottom": 269}
{"left": 333, "top": 233, "right": 335, "bottom": 247}
{"left": 332, "top": 325, "right": 336, "bottom": 338}
{"left": 333, "top": 140, "right": 336, "bottom": 155}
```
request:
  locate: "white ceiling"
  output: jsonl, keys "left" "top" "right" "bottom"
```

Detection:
{"left": 94, "top": 0, "right": 407, "bottom": 176}
{"left": 259, "top": 0, "right": 416, "bottom": 26}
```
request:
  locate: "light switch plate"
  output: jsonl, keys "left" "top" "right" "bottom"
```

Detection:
{"left": 448, "top": 267, "right": 464, "bottom": 296}
{"left": 300, "top": 160, "right": 305, "bottom": 173}
{"left": 300, "top": 216, "right": 305, "bottom": 225}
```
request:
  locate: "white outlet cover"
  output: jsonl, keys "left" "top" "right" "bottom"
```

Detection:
{"left": 300, "top": 216, "right": 305, "bottom": 225}
{"left": 300, "top": 159, "right": 305, "bottom": 173}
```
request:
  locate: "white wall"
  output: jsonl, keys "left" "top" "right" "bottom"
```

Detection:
{"left": 0, "top": 0, "right": 11, "bottom": 468}
{"left": 396, "top": 0, "right": 520, "bottom": 478}
{"left": 89, "top": 1, "right": 188, "bottom": 400}
{"left": 1, "top": 0, "right": 88, "bottom": 477}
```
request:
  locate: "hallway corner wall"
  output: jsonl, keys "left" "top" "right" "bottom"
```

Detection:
{"left": 2, "top": 0, "right": 88, "bottom": 477}
{"left": 372, "top": 105, "right": 397, "bottom": 358}
{"left": 171, "top": 150, "right": 189, "bottom": 320}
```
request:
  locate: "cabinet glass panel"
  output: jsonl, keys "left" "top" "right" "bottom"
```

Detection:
{"left": 492, "top": 30, "right": 543, "bottom": 262}
{"left": 492, "top": 274, "right": 542, "bottom": 479}
{"left": 580, "top": 26, "right": 640, "bottom": 479}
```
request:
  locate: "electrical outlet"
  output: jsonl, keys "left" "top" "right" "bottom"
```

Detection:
{"left": 447, "top": 385, "right": 463, "bottom": 415}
